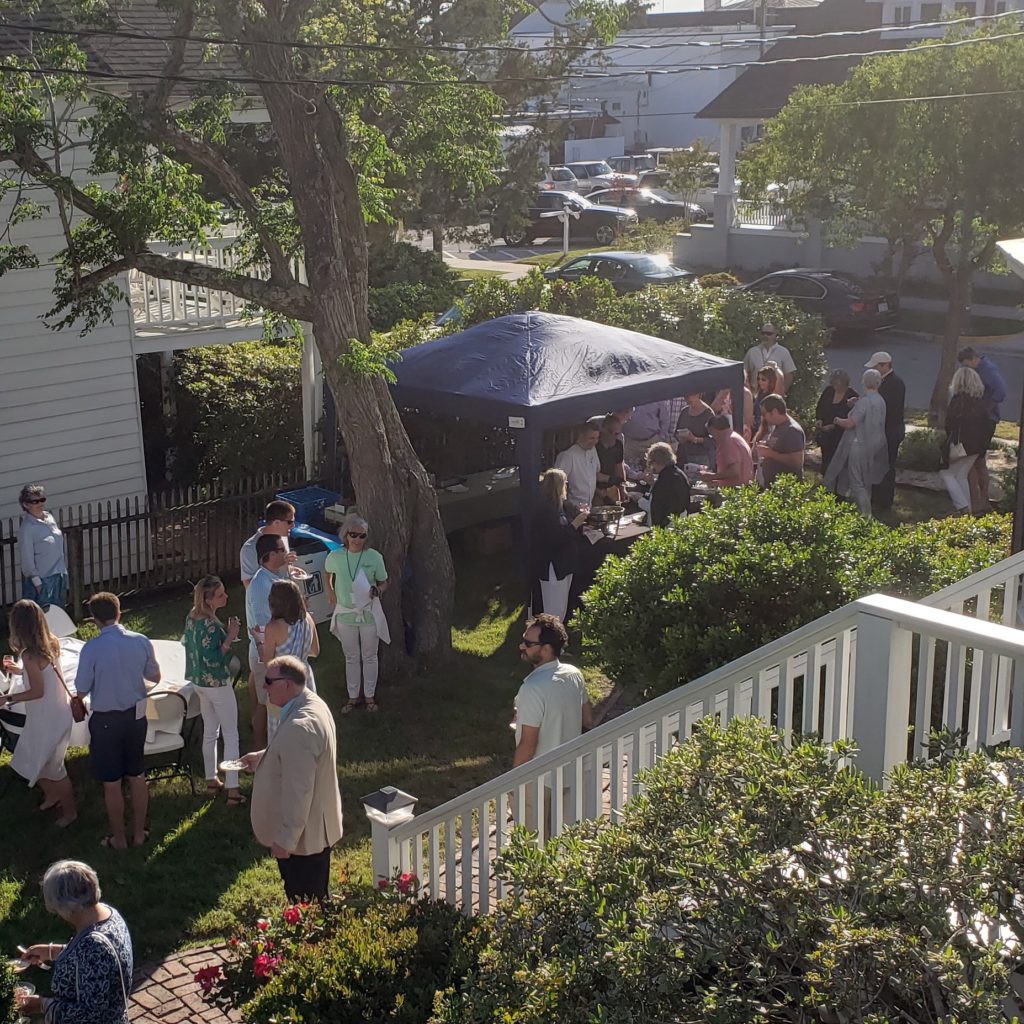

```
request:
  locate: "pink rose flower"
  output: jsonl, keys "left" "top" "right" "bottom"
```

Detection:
{"left": 377, "top": 879, "right": 390, "bottom": 890}
{"left": 396, "top": 872, "right": 418, "bottom": 895}
{"left": 283, "top": 905, "right": 302, "bottom": 925}
{"left": 256, "top": 918, "right": 270, "bottom": 932}
{"left": 253, "top": 953, "right": 281, "bottom": 979}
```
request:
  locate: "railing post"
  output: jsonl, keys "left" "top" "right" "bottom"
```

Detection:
{"left": 851, "top": 607, "right": 913, "bottom": 783}
{"left": 361, "top": 787, "right": 418, "bottom": 885}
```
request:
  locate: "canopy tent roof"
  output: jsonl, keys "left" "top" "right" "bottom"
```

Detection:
{"left": 390, "top": 311, "right": 743, "bottom": 431}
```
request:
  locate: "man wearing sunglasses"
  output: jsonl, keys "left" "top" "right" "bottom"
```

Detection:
{"left": 241, "top": 655, "right": 343, "bottom": 902}
{"left": 240, "top": 500, "right": 297, "bottom": 589}
{"left": 246, "top": 535, "right": 291, "bottom": 746}
{"left": 743, "top": 324, "right": 795, "bottom": 395}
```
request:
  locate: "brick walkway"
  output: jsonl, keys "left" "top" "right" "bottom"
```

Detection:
{"left": 129, "top": 944, "right": 240, "bottom": 1023}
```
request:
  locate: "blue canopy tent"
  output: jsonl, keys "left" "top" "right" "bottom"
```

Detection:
{"left": 390, "top": 311, "right": 745, "bottom": 526}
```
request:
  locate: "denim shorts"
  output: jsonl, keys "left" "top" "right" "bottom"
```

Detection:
{"left": 89, "top": 709, "right": 147, "bottom": 782}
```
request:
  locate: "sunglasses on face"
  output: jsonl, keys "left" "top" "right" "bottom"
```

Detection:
{"left": 347, "top": 532, "right": 367, "bottom": 539}
{"left": 25, "top": 498, "right": 46, "bottom": 504}
{"left": 520, "top": 637, "right": 543, "bottom": 647}
{"left": 263, "top": 675, "right": 288, "bottom": 686}
{"left": 760, "top": 331, "right": 777, "bottom": 337}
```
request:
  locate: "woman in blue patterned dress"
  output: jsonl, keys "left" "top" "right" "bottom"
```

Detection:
{"left": 16, "top": 860, "right": 133, "bottom": 1024}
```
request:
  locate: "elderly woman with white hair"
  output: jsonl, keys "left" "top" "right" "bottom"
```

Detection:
{"left": 325, "top": 513, "right": 389, "bottom": 714}
{"left": 823, "top": 368, "right": 889, "bottom": 517}
{"left": 15, "top": 860, "right": 132, "bottom": 1024}
{"left": 940, "top": 366, "right": 991, "bottom": 515}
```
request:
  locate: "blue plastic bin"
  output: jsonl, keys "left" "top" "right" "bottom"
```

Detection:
{"left": 275, "top": 486, "right": 339, "bottom": 527}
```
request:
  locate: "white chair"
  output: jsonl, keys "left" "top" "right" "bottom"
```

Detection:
{"left": 43, "top": 605, "right": 77, "bottom": 638}
{"left": 144, "top": 691, "right": 194, "bottom": 793}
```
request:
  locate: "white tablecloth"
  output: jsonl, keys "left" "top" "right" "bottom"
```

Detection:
{"left": 3, "top": 636, "right": 199, "bottom": 748}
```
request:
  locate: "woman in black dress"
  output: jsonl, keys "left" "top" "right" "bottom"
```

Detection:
{"left": 814, "top": 369, "right": 859, "bottom": 472}
{"left": 530, "top": 468, "right": 589, "bottom": 622}
{"left": 595, "top": 413, "right": 627, "bottom": 504}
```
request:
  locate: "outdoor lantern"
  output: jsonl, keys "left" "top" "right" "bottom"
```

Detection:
{"left": 361, "top": 786, "right": 418, "bottom": 827}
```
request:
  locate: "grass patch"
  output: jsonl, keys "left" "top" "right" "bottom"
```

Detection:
{"left": 456, "top": 268, "right": 505, "bottom": 280}
{"left": 906, "top": 408, "right": 1019, "bottom": 443}
{"left": 515, "top": 245, "right": 611, "bottom": 269}
{"left": 898, "top": 308, "right": 1022, "bottom": 337}
{"left": 0, "top": 548, "right": 532, "bottom": 964}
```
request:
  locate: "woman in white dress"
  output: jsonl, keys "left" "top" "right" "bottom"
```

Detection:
{"left": 823, "top": 368, "right": 889, "bottom": 517}
{"left": 1, "top": 600, "right": 77, "bottom": 826}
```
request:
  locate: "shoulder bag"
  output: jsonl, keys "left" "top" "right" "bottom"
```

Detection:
{"left": 53, "top": 659, "right": 86, "bottom": 724}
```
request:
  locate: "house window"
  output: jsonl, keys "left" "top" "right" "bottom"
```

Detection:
{"left": 611, "top": 101, "right": 621, "bottom": 112}
{"left": 894, "top": 4, "right": 913, "bottom": 23}
{"left": 920, "top": 2, "right": 944, "bottom": 18}
{"left": 995, "top": 0, "right": 1007, "bottom": 11}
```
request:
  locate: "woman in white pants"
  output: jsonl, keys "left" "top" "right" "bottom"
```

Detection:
{"left": 325, "top": 514, "right": 389, "bottom": 714}
{"left": 182, "top": 576, "right": 244, "bottom": 805}
{"left": 940, "top": 366, "right": 991, "bottom": 515}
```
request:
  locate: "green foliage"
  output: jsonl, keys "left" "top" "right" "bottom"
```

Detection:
{"left": 579, "top": 479, "right": 1010, "bottom": 695}
{"left": 437, "top": 275, "right": 829, "bottom": 422}
{"left": 436, "top": 718, "right": 1024, "bottom": 1024}
{"left": 209, "top": 883, "right": 488, "bottom": 1024}
{"left": 617, "top": 217, "right": 690, "bottom": 254}
{"left": 660, "top": 138, "right": 718, "bottom": 203}
{"left": 0, "top": 959, "right": 16, "bottom": 1024}
{"left": 896, "top": 427, "right": 946, "bottom": 471}
{"left": 698, "top": 271, "right": 741, "bottom": 289}
{"left": 367, "top": 242, "right": 463, "bottom": 331}
{"left": 173, "top": 339, "right": 303, "bottom": 482}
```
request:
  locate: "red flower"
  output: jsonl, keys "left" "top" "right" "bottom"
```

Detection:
{"left": 283, "top": 905, "right": 302, "bottom": 926}
{"left": 377, "top": 879, "right": 390, "bottom": 890}
{"left": 253, "top": 953, "right": 281, "bottom": 979}
{"left": 396, "top": 872, "right": 418, "bottom": 895}
{"left": 256, "top": 918, "right": 270, "bottom": 932}
{"left": 194, "top": 965, "right": 222, "bottom": 994}
{"left": 228, "top": 937, "right": 239, "bottom": 949}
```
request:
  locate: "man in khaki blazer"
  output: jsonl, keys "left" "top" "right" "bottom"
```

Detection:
{"left": 241, "top": 655, "right": 343, "bottom": 901}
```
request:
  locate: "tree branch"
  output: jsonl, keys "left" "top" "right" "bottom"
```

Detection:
{"left": 147, "top": 0, "right": 195, "bottom": 114}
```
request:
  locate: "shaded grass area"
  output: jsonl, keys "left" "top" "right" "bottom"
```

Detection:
{"left": 456, "top": 268, "right": 506, "bottom": 281}
{"left": 897, "top": 308, "right": 1022, "bottom": 338}
{"left": 514, "top": 245, "right": 611, "bottom": 269}
{"left": 0, "top": 549, "right": 531, "bottom": 963}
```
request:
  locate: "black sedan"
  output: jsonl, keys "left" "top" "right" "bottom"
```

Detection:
{"left": 498, "top": 190, "right": 637, "bottom": 247}
{"left": 585, "top": 187, "right": 708, "bottom": 224}
{"left": 740, "top": 269, "right": 899, "bottom": 333}
{"left": 542, "top": 251, "right": 694, "bottom": 294}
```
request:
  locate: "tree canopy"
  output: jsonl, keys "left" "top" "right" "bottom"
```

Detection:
{"left": 740, "top": 26, "right": 1024, "bottom": 414}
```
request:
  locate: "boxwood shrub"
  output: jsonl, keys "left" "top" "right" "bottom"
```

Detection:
{"left": 579, "top": 478, "right": 1010, "bottom": 696}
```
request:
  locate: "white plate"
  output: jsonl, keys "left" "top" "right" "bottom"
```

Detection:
{"left": 219, "top": 759, "right": 247, "bottom": 772}
{"left": 7, "top": 959, "right": 29, "bottom": 973}
{"left": 288, "top": 567, "right": 313, "bottom": 582}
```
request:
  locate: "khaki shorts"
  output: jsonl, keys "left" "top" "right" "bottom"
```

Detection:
{"left": 250, "top": 651, "right": 269, "bottom": 706}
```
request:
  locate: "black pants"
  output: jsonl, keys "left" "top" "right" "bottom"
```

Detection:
{"left": 873, "top": 435, "right": 903, "bottom": 510}
{"left": 277, "top": 847, "right": 331, "bottom": 902}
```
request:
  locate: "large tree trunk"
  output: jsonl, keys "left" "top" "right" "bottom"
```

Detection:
{"left": 251, "top": 37, "right": 454, "bottom": 672}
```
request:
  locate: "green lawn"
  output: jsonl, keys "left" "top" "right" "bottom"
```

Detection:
{"left": 457, "top": 268, "right": 505, "bottom": 280}
{"left": 0, "top": 549, "right": 537, "bottom": 963}
{"left": 515, "top": 245, "right": 611, "bottom": 269}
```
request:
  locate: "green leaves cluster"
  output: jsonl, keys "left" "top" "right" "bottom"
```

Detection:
{"left": 579, "top": 479, "right": 1010, "bottom": 695}
{"left": 440, "top": 273, "right": 829, "bottom": 421}
{"left": 436, "top": 718, "right": 1024, "bottom": 1024}
{"left": 0, "top": 958, "right": 16, "bottom": 1024}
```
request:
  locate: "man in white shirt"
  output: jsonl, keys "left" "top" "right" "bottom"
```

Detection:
{"left": 743, "top": 323, "right": 796, "bottom": 394}
{"left": 240, "top": 499, "right": 297, "bottom": 587}
{"left": 554, "top": 418, "right": 602, "bottom": 508}
{"left": 513, "top": 614, "right": 594, "bottom": 833}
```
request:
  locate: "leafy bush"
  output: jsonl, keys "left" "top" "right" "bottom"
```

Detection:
{"left": 368, "top": 242, "right": 463, "bottom": 331}
{"left": 698, "top": 271, "right": 740, "bottom": 288}
{"left": 618, "top": 217, "right": 690, "bottom": 254}
{"left": 435, "top": 718, "right": 1024, "bottom": 1024}
{"left": 896, "top": 427, "right": 945, "bottom": 471}
{"left": 579, "top": 478, "right": 1010, "bottom": 695}
{"left": 0, "top": 959, "right": 16, "bottom": 1024}
{"left": 440, "top": 272, "right": 829, "bottom": 423}
{"left": 200, "top": 878, "right": 487, "bottom": 1024}
{"left": 173, "top": 339, "right": 304, "bottom": 482}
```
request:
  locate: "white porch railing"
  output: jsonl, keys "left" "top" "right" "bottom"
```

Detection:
{"left": 364, "top": 551, "right": 1024, "bottom": 913}
{"left": 735, "top": 200, "right": 795, "bottom": 228}
{"left": 128, "top": 239, "right": 263, "bottom": 330}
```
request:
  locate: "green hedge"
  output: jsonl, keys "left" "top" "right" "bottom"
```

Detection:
{"left": 579, "top": 479, "right": 1010, "bottom": 696}
{"left": 0, "top": 960, "right": 16, "bottom": 1024}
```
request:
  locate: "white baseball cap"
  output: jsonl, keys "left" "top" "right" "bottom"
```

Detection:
{"left": 864, "top": 351, "right": 892, "bottom": 368}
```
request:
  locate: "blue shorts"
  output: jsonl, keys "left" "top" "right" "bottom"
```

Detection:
{"left": 89, "top": 709, "right": 147, "bottom": 783}
{"left": 21, "top": 572, "right": 69, "bottom": 609}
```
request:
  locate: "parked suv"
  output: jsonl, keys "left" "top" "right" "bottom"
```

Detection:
{"left": 607, "top": 153, "right": 658, "bottom": 176}
{"left": 565, "top": 160, "right": 638, "bottom": 192}
{"left": 497, "top": 190, "right": 637, "bottom": 246}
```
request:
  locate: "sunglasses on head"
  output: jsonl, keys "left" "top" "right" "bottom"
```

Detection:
{"left": 347, "top": 531, "right": 367, "bottom": 539}
{"left": 25, "top": 498, "right": 46, "bottom": 504}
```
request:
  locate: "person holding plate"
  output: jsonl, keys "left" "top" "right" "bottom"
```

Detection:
{"left": 326, "top": 514, "right": 389, "bottom": 714}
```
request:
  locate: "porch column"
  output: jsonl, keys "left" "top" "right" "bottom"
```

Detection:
{"left": 714, "top": 120, "right": 741, "bottom": 230}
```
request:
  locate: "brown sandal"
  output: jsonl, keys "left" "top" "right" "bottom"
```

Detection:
{"left": 341, "top": 700, "right": 360, "bottom": 715}
{"left": 365, "top": 699, "right": 379, "bottom": 713}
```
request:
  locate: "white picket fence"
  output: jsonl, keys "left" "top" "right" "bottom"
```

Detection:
{"left": 364, "top": 551, "right": 1024, "bottom": 913}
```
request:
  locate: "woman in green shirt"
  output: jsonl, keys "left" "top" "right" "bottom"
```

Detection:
{"left": 325, "top": 514, "right": 388, "bottom": 714}
{"left": 182, "top": 575, "right": 244, "bottom": 804}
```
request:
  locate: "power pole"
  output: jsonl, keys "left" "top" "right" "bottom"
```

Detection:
{"left": 759, "top": 0, "right": 768, "bottom": 58}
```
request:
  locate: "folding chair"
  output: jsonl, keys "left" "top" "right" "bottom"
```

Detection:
{"left": 43, "top": 605, "right": 77, "bottom": 638}
{"left": 144, "top": 691, "right": 195, "bottom": 793}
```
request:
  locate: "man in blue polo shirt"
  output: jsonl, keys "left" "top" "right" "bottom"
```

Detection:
{"left": 246, "top": 534, "right": 291, "bottom": 744}
{"left": 76, "top": 592, "right": 161, "bottom": 850}
{"left": 958, "top": 346, "right": 1007, "bottom": 512}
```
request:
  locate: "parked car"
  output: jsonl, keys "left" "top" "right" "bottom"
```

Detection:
{"left": 497, "top": 190, "right": 637, "bottom": 246}
{"left": 638, "top": 165, "right": 720, "bottom": 213}
{"left": 538, "top": 165, "right": 585, "bottom": 192}
{"left": 542, "top": 251, "right": 695, "bottom": 293}
{"left": 585, "top": 187, "right": 708, "bottom": 224}
{"left": 564, "top": 160, "right": 638, "bottom": 192}
{"left": 608, "top": 153, "right": 658, "bottom": 176}
{"left": 739, "top": 269, "right": 900, "bottom": 333}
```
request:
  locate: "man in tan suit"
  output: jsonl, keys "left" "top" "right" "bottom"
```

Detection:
{"left": 241, "top": 655, "right": 343, "bottom": 901}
